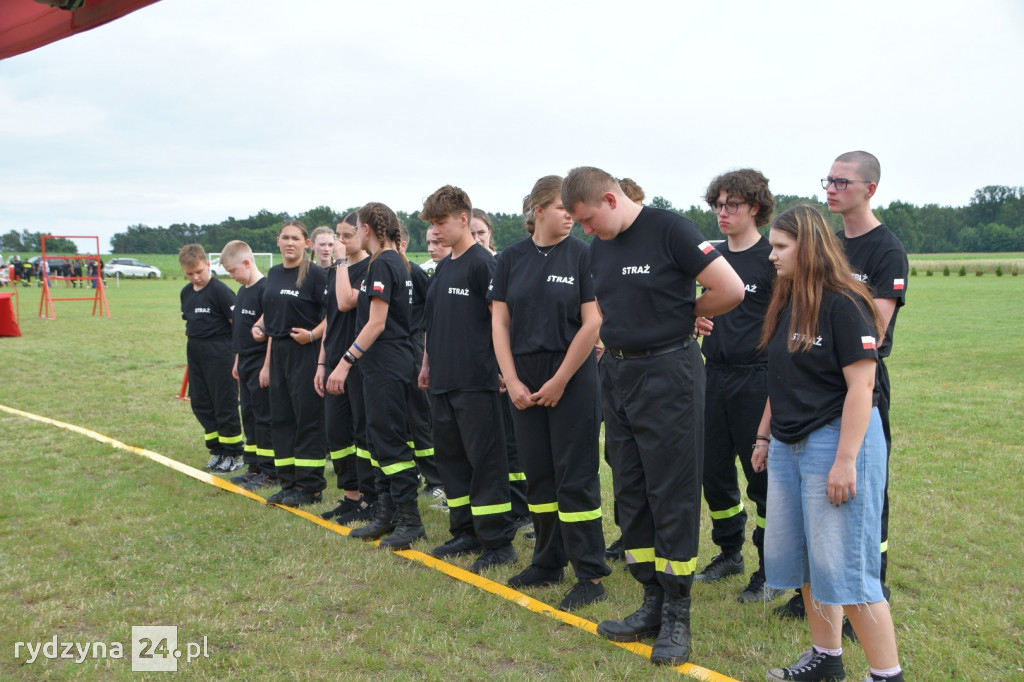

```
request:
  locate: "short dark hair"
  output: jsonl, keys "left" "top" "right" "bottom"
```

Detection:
{"left": 704, "top": 169, "right": 775, "bottom": 228}
{"left": 178, "top": 243, "right": 207, "bottom": 267}
{"left": 421, "top": 185, "right": 472, "bottom": 223}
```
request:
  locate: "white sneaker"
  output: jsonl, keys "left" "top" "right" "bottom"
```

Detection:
{"left": 216, "top": 455, "right": 244, "bottom": 473}
{"left": 205, "top": 454, "right": 224, "bottom": 470}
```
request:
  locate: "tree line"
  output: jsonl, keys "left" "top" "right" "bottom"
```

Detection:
{"left": 77, "top": 185, "right": 1024, "bottom": 255}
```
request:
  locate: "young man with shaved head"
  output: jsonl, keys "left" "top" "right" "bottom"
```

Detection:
{"left": 563, "top": 166, "right": 744, "bottom": 666}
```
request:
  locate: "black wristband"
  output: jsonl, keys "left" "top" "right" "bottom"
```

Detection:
{"left": 342, "top": 351, "right": 357, "bottom": 365}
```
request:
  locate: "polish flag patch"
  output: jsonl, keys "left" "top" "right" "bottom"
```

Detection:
{"left": 698, "top": 241, "right": 714, "bottom": 254}
{"left": 893, "top": 278, "right": 905, "bottom": 290}
{"left": 861, "top": 336, "right": 877, "bottom": 350}
{"left": 373, "top": 281, "right": 385, "bottom": 293}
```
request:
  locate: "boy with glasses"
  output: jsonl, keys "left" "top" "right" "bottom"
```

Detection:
{"left": 694, "top": 169, "right": 783, "bottom": 604}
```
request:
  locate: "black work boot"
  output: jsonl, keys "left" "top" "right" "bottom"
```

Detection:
{"left": 650, "top": 594, "right": 691, "bottom": 666}
{"left": 596, "top": 583, "right": 664, "bottom": 642}
{"left": 349, "top": 492, "right": 396, "bottom": 541}
{"left": 379, "top": 500, "right": 426, "bottom": 550}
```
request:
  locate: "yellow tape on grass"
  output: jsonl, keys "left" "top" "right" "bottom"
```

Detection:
{"left": 1, "top": 402, "right": 736, "bottom": 681}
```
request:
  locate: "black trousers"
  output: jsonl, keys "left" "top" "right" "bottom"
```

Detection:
{"left": 511, "top": 351, "right": 610, "bottom": 580}
{"left": 601, "top": 342, "right": 704, "bottom": 599}
{"left": 878, "top": 358, "right": 892, "bottom": 585}
{"left": 407, "top": 334, "right": 442, "bottom": 488}
{"left": 237, "top": 351, "right": 274, "bottom": 477}
{"left": 269, "top": 337, "right": 326, "bottom": 492}
{"left": 501, "top": 393, "right": 530, "bottom": 519}
{"left": 186, "top": 335, "right": 242, "bottom": 458}
{"left": 346, "top": 363, "right": 376, "bottom": 500}
{"left": 325, "top": 359, "right": 357, "bottom": 490}
{"left": 361, "top": 341, "right": 419, "bottom": 505}
{"left": 431, "top": 389, "right": 515, "bottom": 548}
{"left": 702, "top": 361, "right": 768, "bottom": 568}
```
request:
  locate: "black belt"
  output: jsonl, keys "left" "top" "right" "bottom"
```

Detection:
{"left": 604, "top": 339, "right": 689, "bottom": 360}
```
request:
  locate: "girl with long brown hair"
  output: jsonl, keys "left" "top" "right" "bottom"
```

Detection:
{"left": 752, "top": 205, "right": 903, "bottom": 682}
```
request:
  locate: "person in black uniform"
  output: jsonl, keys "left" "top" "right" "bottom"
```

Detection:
{"left": 327, "top": 202, "right": 424, "bottom": 550}
{"left": 490, "top": 175, "right": 611, "bottom": 611}
{"left": 317, "top": 213, "right": 377, "bottom": 522}
{"left": 219, "top": 240, "right": 276, "bottom": 490}
{"left": 562, "top": 167, "right": 744, "bottom": 666}
{"left": 252, "top": 220, "right": 328, "bottom": 508}
{"left": 418, "top": 184, "right": 518, "bottom": 573}
{"left": 397, "top": 222, "right": 444, "bottom": 498}
{"left": 753, "top": 204, "right": 904, "bottom": 682}
{"left": 694, "top": 169, "right": 784, "bottom": 603}
{"left": 774, "top": 152, "right": 908, "bottom": 632}
{"left": 178, "top": 244, "right": 244, "bottom": 473}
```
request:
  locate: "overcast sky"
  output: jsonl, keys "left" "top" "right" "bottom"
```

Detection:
{"left": 1, "top": 0, "right": 1022, "bottom": 252}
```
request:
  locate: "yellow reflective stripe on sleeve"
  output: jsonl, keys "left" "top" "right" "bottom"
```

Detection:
{"left": 219, "top": 433, "right": 244, "bottom": 444}
{"left": 508, "top": 472, "right": 527, "bottom": 482}
{"left": 414, "top": 447, "right": 435, "bottom": 458}
{"left": 880, "top": 540, "right": 888, "bottom": 553}
{"left": 256, "top": 448, "right": 274, "bottom": 458}
{"left": 293, "top": 458, "right": 326, "bottom": 468}
{"left": 330, "top": 445, "right": 357, "bottom": 460}
{"left": 625, "top": 547, "right": 655, "bottom": 564}
{"left": 528, "top": 502, "right": 558, "bottom": 514}
{"left": 356, "top": 448, "right": 371, "bottom": 460}
{"left": 274, "top": 457, "right": 295, "bottom": 467}
{"left": 471, "top": 502, "right": 512, "bottom": 516}
{"left": 204, "top": 431, "right": 219, "bottom": 441}
{"left": 709, "top": 502, "right": 744, "bottom": 520}
{"left": 756, "top": 514, "right": 766, "bottom": 529}
{"left": 446, "top": 495, "right": 470, "bottom": 508}
{"left": 655, "top": 556, "right": 697, "bottom": 577}
{"left": 380, "top": 460, "right": 417, "bottom": 476}
{"left": 558, "top": 507, "right": 602, "bottom": 523}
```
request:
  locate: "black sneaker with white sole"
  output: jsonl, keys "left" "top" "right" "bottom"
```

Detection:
{"left": 766, "top": 649, "right": 846, "bottom": 681}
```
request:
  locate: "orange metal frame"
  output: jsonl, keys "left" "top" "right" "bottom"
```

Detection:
{"left": 37, "top": 235, "right": 111, "bottom": 320}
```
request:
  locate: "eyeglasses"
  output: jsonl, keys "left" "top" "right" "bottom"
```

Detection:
{"left": 713, "top": 200, "right": 747, "bottom": 214}
{"left": 821, "top": 177, "right": 872, "bottom": 190}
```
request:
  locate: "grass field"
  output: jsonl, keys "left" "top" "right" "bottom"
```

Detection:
{"left": 1, "top": 268, "right": 1022, "bottom": 680}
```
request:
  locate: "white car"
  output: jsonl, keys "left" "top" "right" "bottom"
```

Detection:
{"left": 209, "top": 257, "right": 229, "bottom": 277}
{"left": 104, "top": 258, "right": 162, "bottom": 279}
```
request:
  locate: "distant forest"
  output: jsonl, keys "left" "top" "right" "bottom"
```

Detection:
{"left": 5, "top": 185, "right": 1023, "bottom": 255}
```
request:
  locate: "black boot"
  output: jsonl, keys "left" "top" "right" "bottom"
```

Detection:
{"left": 596, "top": 583, "right": 664, "bottom": 642}
{"left": 349, "top": 492, "right": 395, "bottom": 541}
{"left": 650, "top": 595, "right": 691, "bottom": 666}
{"left": 379, "top": 500, "right": 426, "bottom": 550}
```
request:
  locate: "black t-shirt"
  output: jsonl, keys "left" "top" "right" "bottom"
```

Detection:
{"left": 767, "top": 290, "right": 879, "bottom": 443}
{"left": 837, "top": 224, "right": 907, "bottom": 359}
{"left": 409, "top": 260, "right": 429, "bottom": 334}
{"left": 589, "top": 206, "right": 721, "bottom": 350}
{"left": 180, "top": 277, "right": 235, "bottom": 339}
{"left": 701, "top": 236, "right": 774, "bottom": 365}
{"left": 355, "top": 250, "right": 414, "bottom": 343}
{"left": 424, "top": 243, "right": 498, "bottom": 393}
{"left": 323, "top": 258, "right": 368, "bottom": 364}
{"left": 233, "top": 278, "right": 266, "bottom": 357}
{"left": 261, "top": 263, "right": 328, "bottom": 339}
{"left": 488, "top": 235, "right": 594, "bottom": 355}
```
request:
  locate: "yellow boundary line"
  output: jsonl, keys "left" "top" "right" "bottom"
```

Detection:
{"left": 1, "top": 402, "right": 737, "bottom": 682}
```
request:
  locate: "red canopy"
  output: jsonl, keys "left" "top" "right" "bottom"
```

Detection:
{"left": 0, "top": 0, "right": 162, "bottom": 60}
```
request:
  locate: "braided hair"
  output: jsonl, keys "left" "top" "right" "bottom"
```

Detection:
{"left": 357, "top": 202, "right": 410, "bottom": 272}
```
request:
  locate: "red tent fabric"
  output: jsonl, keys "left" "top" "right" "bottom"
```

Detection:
{"left": 0, "top": 0, "right": 162, "bottom": 60}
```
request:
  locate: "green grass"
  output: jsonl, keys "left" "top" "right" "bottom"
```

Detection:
{"left": 1, "top": 276, "right": 1022, "bottom": 680}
